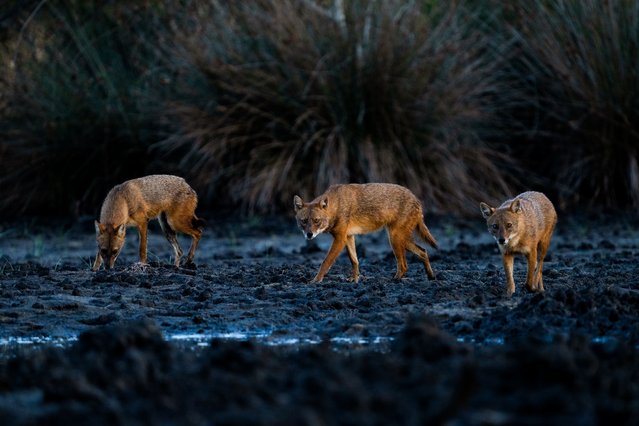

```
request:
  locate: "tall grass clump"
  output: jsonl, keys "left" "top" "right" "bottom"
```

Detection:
{"left": 0, "top": 2, "right": 171, "bottom": 216}
{"left": 512, "top": 0, "right": 639, "bottom": 208}
{"left": 160, "top": 0, "right": 517, "bottom": 214}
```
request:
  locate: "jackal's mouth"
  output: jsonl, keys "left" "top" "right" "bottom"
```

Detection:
{"left": 305, "top": 232, "right": 318, "bottom": 240}
{"left": 303, "top": 229, "right": 325, "bottom": 240}
{"left": 496, "top": 233, "right": 517, "bottom": 248}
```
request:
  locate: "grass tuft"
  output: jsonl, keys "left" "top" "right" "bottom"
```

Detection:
{"left": 511, "top": 0, "right": 639, "bottom": 208}
{"left": 158, "top": 0, "right": 516, "bottom": 214}
{"left": 0, "top": 2, "right": 171, "bottom": 216}
{"left": 4, "top": 0, "right": 638, "bottom": 215}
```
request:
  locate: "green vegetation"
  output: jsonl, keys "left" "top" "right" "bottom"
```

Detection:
{"left": 1, "top": 0, "right": 638, "bottom": 217}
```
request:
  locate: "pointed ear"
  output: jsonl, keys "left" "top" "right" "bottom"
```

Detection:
{"left": 479, "top": 202, "right": 494, "bottom": 219}
{"left": 510, "top": 199, "right": 522, "bottom": 213}
{"left": 94, "top": 220, "right": 102, "bottom": 235}
{"left": 115, "top": 224, "right": 126, "bottom": 237}
{"left": 319, "top": 196, "right": 328, "bottom": 209}
{"left": 294, "top": 195, "right": 304, "bottom": 211}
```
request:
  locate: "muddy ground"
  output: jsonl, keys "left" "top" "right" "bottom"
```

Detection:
{"left": 0, "top": 212, "right": 638, "bottom": 424}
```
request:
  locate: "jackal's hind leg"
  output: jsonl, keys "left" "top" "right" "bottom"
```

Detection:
{"left": 160, "top": 212, "right": 183, "bottom": 266}
{"left": 406, "top": 241, "right": 435, "bottom": 280}
{"left": 387, "top": 229, "right": 408, "bottom": 280}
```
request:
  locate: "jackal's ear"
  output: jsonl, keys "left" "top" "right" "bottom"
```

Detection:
{"left": 94, "top": 220, "right": 102, "bottom": 235}
{"left": 294, "top": 195, "right": 304, "bottom": 211}
{"left": 479, "top": 202, "right": 494, "bottom": 218}
{"left": 319, "top": 196, "right": 328, "bottom": 209}
{"left": 115, "top": 224, "right": 126, "bottom": 237}
{"left": 510, "top": 199, "right": 522, "bottom": 213}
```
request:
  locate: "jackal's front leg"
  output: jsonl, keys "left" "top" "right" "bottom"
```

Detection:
{"left": 312, "top": 236, "right": 347, "bottom": 283}
{"left": 525, "top": 247, "right": 538, "bottom": 292}
{"left": 137, "top": 222, "right": 149, "bottom": 264}
{"left": 92, "top": 251, "right": 102, "bottom": 271}
{"left": 345, "top": 235, "right": 360, "bottom": 282}
{"left": 502, "top": 253, "right": 515, "bottom": 296}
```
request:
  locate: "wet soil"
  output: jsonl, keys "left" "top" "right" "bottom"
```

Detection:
{"left": 0, "top": 212, "right": 638, "bottom": 424}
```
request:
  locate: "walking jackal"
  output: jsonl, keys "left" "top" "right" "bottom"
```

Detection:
{"left": 294, "top": 183, "right": 438, "bottom": 283}
{"left": 480, "top": 191, "right": 557, "bottom": 296}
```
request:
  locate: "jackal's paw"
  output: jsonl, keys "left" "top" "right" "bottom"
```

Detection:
{"left": 531, "top": 280, "right": 545, "bottom": 293}
{"left": 309, "top": 276, "right": 323, "bottom": 284}
{"left": 346, "top": 275, "right": 360, "bottom": 283}
{"left": 180, "top": 260, "right": 197, "bottom": 270}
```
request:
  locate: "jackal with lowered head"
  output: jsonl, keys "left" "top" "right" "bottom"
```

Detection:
{"left": 93, "top": 175, "right": 204, "bottom": 271}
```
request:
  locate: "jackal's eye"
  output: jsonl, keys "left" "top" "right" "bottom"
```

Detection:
{"left": 491, "top": 224, "right": 498, "bottom": 230}
{"left": 506, "top": 223, "right": 513, "bottom": 229}
{"left": 300, "top": 219, "right": 308, "bottom": 225}
{"left": 313, "top": 219, "right": 321, "bottom": 225}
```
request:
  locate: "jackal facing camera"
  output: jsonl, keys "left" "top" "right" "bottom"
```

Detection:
{"left": 480, "top": 191, "right": 557, "bottom": 296}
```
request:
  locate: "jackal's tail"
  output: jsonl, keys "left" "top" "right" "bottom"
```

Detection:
{"left": 192, "top": 216, "right": 206, "bottom": 231}
{"left": 417, "top": 220, "right": 438, "bottom": 249}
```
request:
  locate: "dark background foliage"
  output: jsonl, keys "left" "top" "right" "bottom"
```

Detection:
{"left": 1, "top": 0, "right": 637, "bottom": 217}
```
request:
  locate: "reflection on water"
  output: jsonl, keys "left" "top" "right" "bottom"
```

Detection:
{"left": 0, "top": 335, "right": 78, "bottom": 347}
{"left": 456, "top": 336, "right": 505, "bottom": 345}
{"left": 456, "top": 335, "right": 637, "bottom": 349}
{"left": 0, "top": 333, "right": 631, "bottom": 351}
{"left": 167, "top": 331, "right": 395, "bottom": 348}
{"left": 0, "top": 331, "right": 394, "bottom": 351}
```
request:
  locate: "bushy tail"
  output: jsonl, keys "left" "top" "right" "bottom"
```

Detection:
{"left": 192, "top": 216, "right": 206, "bottom": 231}
{"left": 417, "top": 220, "right": 438, "bottom": 249}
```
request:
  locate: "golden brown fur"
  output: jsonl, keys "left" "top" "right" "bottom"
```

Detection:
{"left": 480, "top": 191, "right": 557, "bottom": 296}
{"left": 294, "top": 183, "right": 438, "bottom": 283}
{"left": 93, "top": 175, "right": 204, "bottom": 270}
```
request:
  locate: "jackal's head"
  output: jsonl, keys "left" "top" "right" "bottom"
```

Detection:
{"left": 293, "top": 195, "right": 330, "bottom": 240}
{"left": 95, "top": 221, "right": 126, "bottom": 269}
{"left": 480, "top": 199, "right": 523, "bottom": 249}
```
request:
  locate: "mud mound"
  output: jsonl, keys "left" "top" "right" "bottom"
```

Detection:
{"left": 0, "top": 318, "right": 637, "bottom": 424}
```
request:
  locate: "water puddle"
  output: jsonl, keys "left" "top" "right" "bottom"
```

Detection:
{"left": 0, "top": 333, "right": 632, "bottom": 353}
{"left": 0, "top": 335, "right": 78, "bottom": 348}
{"left": 456, "top": 334, "right": 638, "bottom": 349}
{"left": 590, "top": 336, "right": 631, "bottom": 348}
{"left": 0, "top": 331, "right": 395, "bottom": 354}
{"left": 167, "top": 331, "right": 395, "bottom": 349}
{"left": 456, "top": 336, "right": 505, "bottom": 345}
